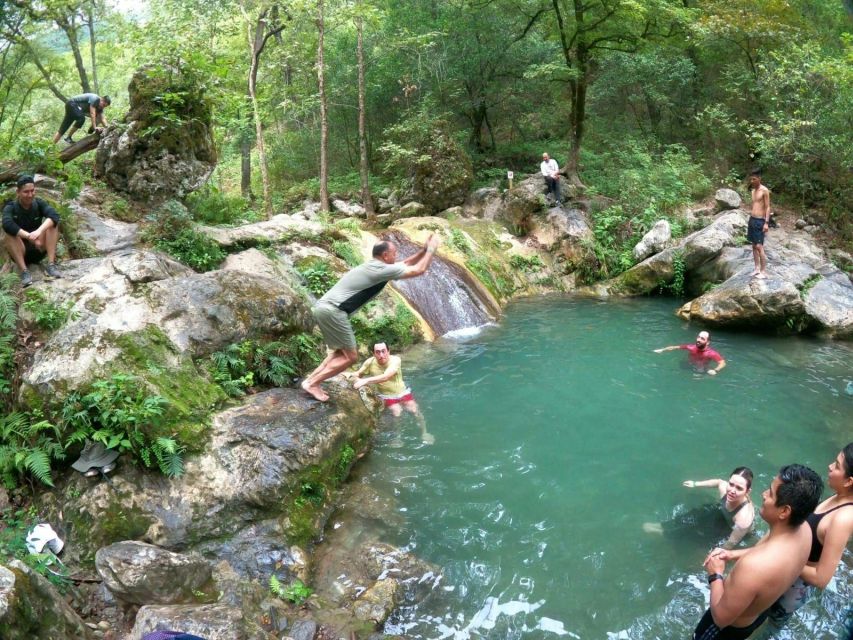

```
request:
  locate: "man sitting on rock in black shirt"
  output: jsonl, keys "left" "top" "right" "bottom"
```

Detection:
{"left": 2, "top": 175, "right": 62, "bottom": 287}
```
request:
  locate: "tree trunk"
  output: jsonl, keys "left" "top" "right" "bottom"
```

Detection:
{"left": 86, "top": 1, "right": 98, "bottom": 94}
{"left": 57, "top": 15, "right": 91, "bottom": 93}
{"left": 317, "top": 0, "right": 330, "bottom": 212}
{"left": 240, "top": 122, "right": 253, "bottom": 199}
{"left": 16, "top": 38, "right": 67, "bottom": 101}
{"left": 356, "top": 9, "right": 374, "bottom": 220}
{"left": 0, "top": 133, "right": 100, "bottom": 184}
{"left": 243, "top": 6, "right": 273, "bottom": 217}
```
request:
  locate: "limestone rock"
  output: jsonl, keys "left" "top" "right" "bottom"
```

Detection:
{"left": 633, "top": 220, "right": 672, "bottom": 261}
{"left": 288, "top": 619, "right": 318, "bottom": 640}
{"left": 95, "top": 541, "right": 212, "bottom": 605}
{"left": 130, "top": 603, "right": 250, "bottom": 640}
{"left": 221, "top": 248, "right": 288, "bottom": 280}
{"left": 95, "top": 64, "right": 216, "bottom": 203}
{"left": 352, "top": 578, "right": 401, "bottom": 625}
{"left": 198, "top": 215, "right": 323, "bottom": 249}
{"left": 54, "top": 386, "right": 374, "bottom": 566}
{"left": 438, "top": 205, "right": 463, "bottom": 218}
{"left": 529, "top": 207, "right": 594, "bottom": 269}
{"left": 501, "top": 175, "right": 546, "bottom": 235}
{"left": 397, "top": 201, "right": 428, "bottom": 218}
{"left": 0, "top": 560, "right": 94, "bottom": 640}
{"left": 70, "top": 199, "right": 138, "bottom": 254}
{"left": 714, "top": 188, "right": 742, "bottom": 210}
{"left": 332, "top": 199, "right": 365, "bottom": 218}
{"left": 795, "top": 219, "right": 807, "bottom": 230}
{"left": 803, "top": 275, "right": 853, "bottom": 338}
{"left": 463, "top": 187, "right": 502, "bottom": 220}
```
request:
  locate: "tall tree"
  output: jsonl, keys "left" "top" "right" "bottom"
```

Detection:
{"left": 317, "top": 0, "right": 330, "bottom": 211}
{"left": 355, "top": 0, "right": 374, "bottom": 219}
{"left": 240, "top": 1, "right": 286, "bottom": 217}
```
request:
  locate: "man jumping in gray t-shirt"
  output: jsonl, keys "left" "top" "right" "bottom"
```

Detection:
{"left": 301, "top": 233, "right": 440, "bottom": 402}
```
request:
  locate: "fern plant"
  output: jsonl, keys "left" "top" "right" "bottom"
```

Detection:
{"left": 60, "top": 374, "right": 184, "bottom": 477}
{"left": 0, "top": 412, "right": 65, "bottom": 488}
{"left": 269, "top": 575, "right": 312, "bottom": 605}
{"left": 0, "top": 273, "right": 19, "bottom": 402}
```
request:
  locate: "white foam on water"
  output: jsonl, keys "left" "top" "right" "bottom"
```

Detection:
{"left": 428, "top": 596, "right": 571, "bottom": 639}
{"left": 442, "top": 323, "right": 495, "bottom": 340}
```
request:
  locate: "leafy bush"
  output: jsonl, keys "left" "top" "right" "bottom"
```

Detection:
{"left": 331, "top": 239, "right": 362, "bottom": 267}
{"left": 14, "top": 139, "right": 62, "bottom": 175}
{"left": 0, "top": 273, "right": 18, "bottom": 402}
{"left": 296, "top": 260, "right": 336, "bottom": 297}
{"left": 466, "top": 255, "right": 514, "bottom": 299}
{"left": 509, "top": 254, "right": 544, "bottom": 272}
{"left": 0, "top": 412, "right": 64, "bottom": 488}
{"left": 186, "top": 184, "right": 250, "bottom": 225}
{"left": 60, "top": 374, "right": 184, "bottom": 476}
{"left": 351, "top": 302, "right": 418, "bottom": 351}
{"left": 209, "top": 335, "right": 321, "bottom": 397}
{"left": 22, "top": 289, "right": 77, "bottom": 331}
{"left": 142, "top": 200, "right": 225, "bottom": 271}
{"left": 448, "top": 228, "right": 472, "bottom": 255}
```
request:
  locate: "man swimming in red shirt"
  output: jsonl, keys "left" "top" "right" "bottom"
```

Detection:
{"left": 654, "top": 330, "right": 727, "bottom": 376}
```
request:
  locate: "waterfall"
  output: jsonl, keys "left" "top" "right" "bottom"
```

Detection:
{"left": 386, "top": 232, "right": 498, "bottom": 337}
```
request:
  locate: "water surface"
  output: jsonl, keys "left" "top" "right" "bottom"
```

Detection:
{"left": 349, "top": 297, "right": 852, "bottom": 639}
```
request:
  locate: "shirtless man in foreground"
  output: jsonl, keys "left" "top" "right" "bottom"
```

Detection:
{"left": 693, "top": 464, "right": 823, "bottom": 640}
{"left": 747, "top": 171, "right": 772, "bottom": 279}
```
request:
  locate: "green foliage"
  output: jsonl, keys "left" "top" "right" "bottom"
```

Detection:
{"left": 55, "top": 203, "right": 97, "bottom": 259}
{"left": 269, "top": 575, "right": 312, "bottom": 605}
{"left": 60, "top": 374, "right": 184, "bottom": 477}
{"left": 209, "top": 335, "right": 322, "bottom": 397}
{"left": 466, "top": 255, "right": 514, "bottom": 299}
{"left": 186, "top": 184, "right": 251, "bottom": 226}
{"left": 0, "top": 507, "right": 70, "bottom": 589}
{"left": 448, "top": 228, "right": 472, "bottom": 255}
{"left": 509, "top": 254, "right": 544, "bottom": 272}
{"left": 22, "top": 289, "right": 77, "bottom": 331}
{"left": 14, "top": 139, "right": 62, "bottom": 175}
{"left": 335, "top": 444, "right": 355, "bottom": 483}
{"left": 0, "top": 412, "right": 64, "bottom": 488}
{"left": 0, "top": 273, "right": 18, "bottom": 402}
{"left": 799, "top": 274, "right": 822, "bottom": 299}
{"left": 142, "top": 200, "right": 225, "bottom": 271}
{"left": 379, "top": 105, "right": 474, "bottom": 212}
{"left": 351, "top": 302, "right": 418, "bottom": 351}
{"left": 331, "top": 239, "right": 362, "bottom": 267}
{"left": 61, "top": 164, "right": 85, "bottom": 200}
{"left": 296, "top": 260, "right": 336, "bottom": 297}
{"left": 665, "top": 250, "right": 686, "bottom": 297}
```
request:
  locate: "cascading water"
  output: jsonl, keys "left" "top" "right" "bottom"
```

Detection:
{"left": 386, "top": 232, "right": 498, "bottom": 337}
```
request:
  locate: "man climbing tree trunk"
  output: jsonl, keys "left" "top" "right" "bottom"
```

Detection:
{"left": 356, "top": 2, "right": 374, "bottom": 221}
{"left": 317, "top": 0, "right": 330, "bottom": 213}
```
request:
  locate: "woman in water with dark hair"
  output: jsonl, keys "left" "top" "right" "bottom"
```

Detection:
{"left": 682, "top": 467, "right": 755, "bottom": 548}
{"left": 758, "top": 442, "right": 853, "bottom": 636}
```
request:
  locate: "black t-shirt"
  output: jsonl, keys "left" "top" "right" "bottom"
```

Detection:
{"left": 2, "top": 198, "right": 61, "bottom": 236}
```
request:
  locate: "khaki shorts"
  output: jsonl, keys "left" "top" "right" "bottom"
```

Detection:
{"left": 312, "top": 302, "right": 356, "bottom": 350}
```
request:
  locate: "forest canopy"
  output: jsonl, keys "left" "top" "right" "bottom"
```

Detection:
{"left": 0, "top": 0, "right": 851, "bottom": 235}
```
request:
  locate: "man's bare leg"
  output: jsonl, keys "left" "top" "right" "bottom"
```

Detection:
{"left": 403, "top": 399, "right": 433, "bottom": 444}
{"left": 39, "top": 226, "right": 59, "bottom": 263}
{"left": 387, "top": 403, "right": 403, "bottom": 417}
{"left": 301, "top": 348, "right": 357, "bottom": 401}
{"left": 756, "top": 244, "right": 768, "bottom": 278}
{"left": 3, "top": 235, "right": 27, "bottom": 272}
{"left": 304, "top": 349, "right": 336, "bottom": 386}
{"left": 751, "top": 245, "right": 761, "bottom": 276}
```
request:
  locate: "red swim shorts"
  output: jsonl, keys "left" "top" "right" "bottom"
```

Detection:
{"left": 383, "top": 392, "right": 414, "bottom": 407}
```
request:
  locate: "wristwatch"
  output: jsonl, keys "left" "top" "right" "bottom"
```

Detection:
{"left": 708, "top": 573, "right": 724, "bottom": 584}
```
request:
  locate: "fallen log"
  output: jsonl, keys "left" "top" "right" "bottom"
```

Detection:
{"left": 0, "top": 133, "right": 100, "bottom": 185}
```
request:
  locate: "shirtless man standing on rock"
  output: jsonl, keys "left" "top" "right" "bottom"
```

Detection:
{"left": 693, "top": 464, "right": 823, "bottom": 640}
{"left": 747, "top": 171, "right": 772, "bottom": 279}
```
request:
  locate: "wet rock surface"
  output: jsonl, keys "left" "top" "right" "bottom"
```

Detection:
{"left": 95, "top": 541, "right": 212, "bottom": 605}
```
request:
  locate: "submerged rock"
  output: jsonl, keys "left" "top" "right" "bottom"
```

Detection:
{"left": 95, "top": 541, "right": 212, "bottom": 605}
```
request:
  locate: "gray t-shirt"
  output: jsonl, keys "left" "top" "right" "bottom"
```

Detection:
{"left": 69, "top": 93, "right": 102, "bottom": 110}
{"left": 319, "top": 259, "right": 407, "bottom": 314}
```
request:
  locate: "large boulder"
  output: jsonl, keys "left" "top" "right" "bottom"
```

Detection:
{"left": 20, "top": 250, "right": 311, "bottom": 400}
{"left": 130, "top": 603, "right": 251, "bottom": 640}
{"left": 0, "top": 560, "right": 93, "bottom": 640}
{"left": 198, "top": 215, "right": 323, "bottom": 250}
{"left": 714, "top": 188, "right": 742, "bottom": 210}
{"left": 463, "top": 187, "right": 502, "bottom": 220}
{"left": 501, "top": 175, "right": 547, "bottom": 235}
{"left": 95, "top": 63, "right": 216, "bottom": 204}
{"left": 46, "top": 386, "right": 374, "bottom": 568}
{"left": 633, "top": 219, "right": 671, "bottom": 262}
{"left": 95, "top": 541, "right": 212, "bottom": 605}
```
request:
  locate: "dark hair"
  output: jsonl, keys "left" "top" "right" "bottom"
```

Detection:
{"left": 842, "top": 443, "right": 853, "bottom": 478}
{"left": 750, "top": 169, "right": 762, "bottom": 177}
{"left": 372, "top": 241, "right": 391, "bottom": 258}
{"left": 776, "top": 464, "right": 823, "bottom": 527}
{"left": 102, "top": 95, "right": 111, "bottom": 105}
{"left": 16, "top": 175, "right": 34, "bottom": 189}
{"left": 730, "top": 466, "right": 754, "bottom": 490}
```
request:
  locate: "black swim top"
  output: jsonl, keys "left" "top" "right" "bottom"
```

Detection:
{"left": 807, "top": 502, "right": 853, "bottom": 563}
{"left": 720, "top": 495, "right": 748, "bottom": 525}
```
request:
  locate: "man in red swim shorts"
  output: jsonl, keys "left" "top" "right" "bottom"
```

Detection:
{"left": 352, "top": 342, "right": 434, "bottom": 443}
{"left": 654, "top": 330, "right": 727, "bottom": 376}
